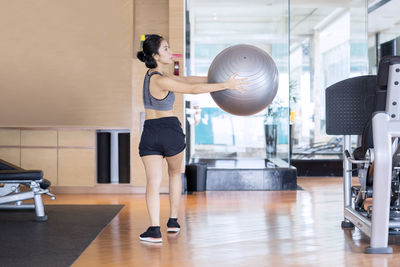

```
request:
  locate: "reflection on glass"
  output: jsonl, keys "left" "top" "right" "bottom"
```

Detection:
{"left": 186, "top": 0, "right": 369, "bottom": 162}
{"left": 368, "top": 1, "right": 400, "bottom": 74}
{"left": 290, "top": 0, "right": 368, "bottom": 160}
{"left": 185, "top": 0, "right": 289, "bottom": 162}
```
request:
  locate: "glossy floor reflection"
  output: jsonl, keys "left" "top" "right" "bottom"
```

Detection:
{"left": 45, "top": 178, "right": 400, "bottom": 266}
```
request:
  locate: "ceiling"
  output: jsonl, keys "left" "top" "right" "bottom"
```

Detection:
{"left": 188, "top": 0, "right": 400, "bottom": 45}
{"left": 368, "top": 0, "right": 400, "bottom": 34}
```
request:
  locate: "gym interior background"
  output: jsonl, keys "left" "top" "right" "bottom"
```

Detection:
{"left": 1, "top": 0, "right": 398, "bottom": 192}
{"left": 0, "top": 0, "right": 398, "bottom": 191}
{"left": 1, "top": 0, "right": 400, "bottom": 264}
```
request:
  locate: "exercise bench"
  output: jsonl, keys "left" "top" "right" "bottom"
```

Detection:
{"left": 0, "top": 159, "right": 55, "bottom": 221}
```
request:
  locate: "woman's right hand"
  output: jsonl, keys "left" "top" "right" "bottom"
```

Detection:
{"left": 225, "top": 73, "right": 249, "bottom": 93}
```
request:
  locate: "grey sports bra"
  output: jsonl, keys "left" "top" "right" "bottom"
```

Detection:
{"left": 142, "top": 70, "right": 175, "bottom": 111}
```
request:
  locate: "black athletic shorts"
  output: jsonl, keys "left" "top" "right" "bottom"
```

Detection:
{"left": 139, "top": 116, "right": 186, "bottom": 157}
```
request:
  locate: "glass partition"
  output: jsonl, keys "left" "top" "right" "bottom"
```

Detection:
{"left": 368, "top": 1, "right": 400, "bottom": 73}
{"left": 185, "top": 0, "right": 289, "bottom": 163}
{"left": 289, "top": 0, "right": 368, "bottom": 160}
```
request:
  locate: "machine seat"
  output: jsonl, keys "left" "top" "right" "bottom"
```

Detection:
{"left": 0, "top": 158, "right": 43, "bottom": 181}
{"left": 0, "top": 170, "right": 43, "bottom": 181}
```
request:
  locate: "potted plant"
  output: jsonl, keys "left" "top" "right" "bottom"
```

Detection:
{"left": 264, "top": 80, "right": 298, "bottom": 157}
{"left": 264, "top": 97, "right": 283, "bottom": 156}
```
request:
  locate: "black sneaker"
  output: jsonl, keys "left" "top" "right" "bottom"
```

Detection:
{"left": 167, "top": 218, "right": 180, "bottom": 233}
{"left": 139, "top": 226, "right": 162, "bottom": 243}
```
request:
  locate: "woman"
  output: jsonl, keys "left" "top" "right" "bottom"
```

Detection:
{"left": 137, "top": 34, "right": 247, "bottom": 243}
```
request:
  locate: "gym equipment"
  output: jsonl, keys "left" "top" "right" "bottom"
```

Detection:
{"left": 208, "top": 44, "right": 279, "bottom": 116}
{"left": 326, "top": 56, "right": 400, "bottom": 254}
{"left": 0, "top": 159, "right": 55, "bottom": 221}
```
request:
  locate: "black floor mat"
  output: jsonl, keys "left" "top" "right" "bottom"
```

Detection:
{"left": 0, "top": 204, "right": 124, "bottom": 267}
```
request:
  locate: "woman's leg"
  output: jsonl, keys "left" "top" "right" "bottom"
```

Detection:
{"left": 141, "top": 155, "right": 164, "bottom": 226}
{"left": 166, "top": 151, "right": 184, "bottom": 218}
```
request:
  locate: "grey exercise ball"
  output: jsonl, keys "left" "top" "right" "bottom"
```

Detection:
{"left": 208, "top": 44, "right": 279, "bottom": 116}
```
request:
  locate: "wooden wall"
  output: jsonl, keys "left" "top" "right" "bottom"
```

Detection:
{"left": 0, "top": 0, "right": 133, "bottom": 128}
{"left": 0, "top": 0, "right": 185, "bottom": 192}
{"left": 131, "top": 0, "right": 185, "bottom": 189}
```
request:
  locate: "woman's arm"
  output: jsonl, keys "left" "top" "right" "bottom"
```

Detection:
{"left": 183, "top": 76, "right": 208, "bottom": 84}
{"left": 155, "top": 73, "right": 247, "bottom": 95}
{"left": 166, "top": 74, "right": 208, "bottom": 84}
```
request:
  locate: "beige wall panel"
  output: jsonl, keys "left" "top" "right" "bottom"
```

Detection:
{"left": 169, "top": 0, "right": 185, "bottom": 53}
{"left": 0, "top": 129, "right": 20, "bottom": 146}
{"left": 132, "top": 0, "right": 169, "bottom": 187}
{"left": 169, "top": 0, "right": 185, "bottom": 124}
{"left": 58, "top": 130, "right": 95, "bottom": 147}
{"left": 131, "top": 0, "right": 185, "bottom": 188}
{"left": 0, "top": 0, "right": 133, "bottom": 127}
{"left": 169, "top": 0, "right": 185, "bottom": 178}
{"left": 134, "top": 0, "right": 169, "bottom": 53}
{"left": 131, "top": 59, "right": 147, "bottom": 186}
{"left": 131, "top": 133, "right": 146, "bottom": 187}
{"left": 168, "top": 0, "right": 185, "bottom": 138}
{"left": 0, "top": 148, "right": 20, "bottom": 166}
{"left": 21, "top": 148, "right": 57, "bottom": 185}
{"left": 131, "top": 0, "right": 169, "bottom": 187}
{"left": 58, "top": 149, "right": 95, "bottom": 187}
{"left": 21, "top": 130, "right": 57, "bottom": 147}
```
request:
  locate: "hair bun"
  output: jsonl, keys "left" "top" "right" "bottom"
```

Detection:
{"left": 137, "top": 51, "right": 145, "bottom": 62}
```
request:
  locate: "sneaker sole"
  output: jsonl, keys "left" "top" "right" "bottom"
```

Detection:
{"left": 139, "top": 237, "right": 162, "bottom": 243}
{"left": 167, "top": 227, "right": 180, "bottom": 233}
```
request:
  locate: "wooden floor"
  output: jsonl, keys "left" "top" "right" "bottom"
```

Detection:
{"left": 45, "top": 178, "right": 400, "bottom": 266}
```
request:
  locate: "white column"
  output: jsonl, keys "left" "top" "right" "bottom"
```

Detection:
{"left": 110, "top": 131, "right": 119, "bottom": 184}
{"left": 343, "top": 135, "right": 352, "bottom": 210}
{"left": 370, "top": 112, "right": 391, "bottom": 250}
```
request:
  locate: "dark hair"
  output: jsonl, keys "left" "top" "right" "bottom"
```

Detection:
{"left": 137, "top": 34, "right": 164, "bottom": 68}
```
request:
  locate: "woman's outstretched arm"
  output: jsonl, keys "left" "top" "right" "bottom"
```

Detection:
{"left": 155, "top": 73, "right": 248, "bottom": 95}
{"left": 166, "top": 74, "right": 208, "bottom": 84}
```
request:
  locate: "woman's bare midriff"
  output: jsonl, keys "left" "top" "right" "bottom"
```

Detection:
{"left": 144, "top": 109, "right": 175, "bottom": 120}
